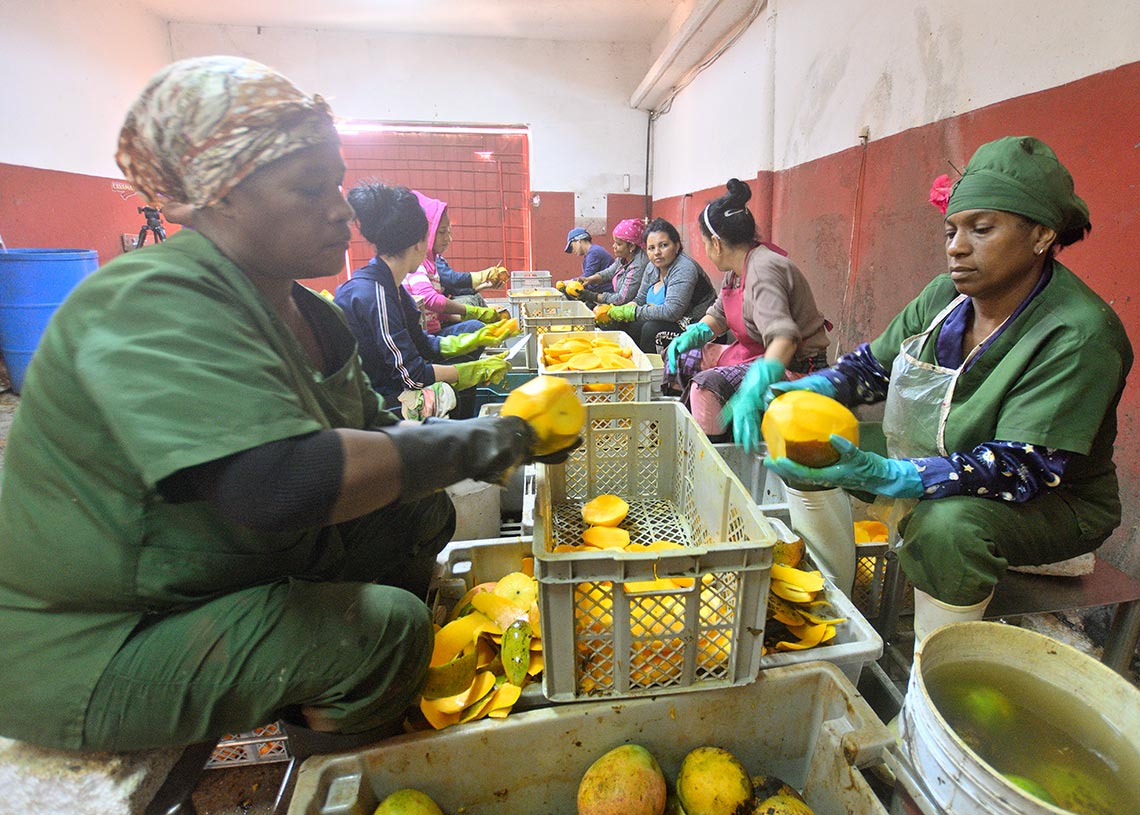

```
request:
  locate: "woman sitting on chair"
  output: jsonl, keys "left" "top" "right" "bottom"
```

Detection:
{"left": 726, "top": 136, "right": 1132, "bottom": 640}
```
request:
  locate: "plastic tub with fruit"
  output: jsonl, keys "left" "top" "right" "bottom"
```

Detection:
{"left": 286, "top": 660, "right": 892, "bottom": 815}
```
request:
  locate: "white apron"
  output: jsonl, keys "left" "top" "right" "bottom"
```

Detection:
{"left": 877, "top": 294, "right": 1011, "bottom": 531}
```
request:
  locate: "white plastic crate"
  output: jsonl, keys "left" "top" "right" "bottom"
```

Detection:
{"left": 531, "top": 401, "right": 777, "bottom": 702}
{"left": 520, "top": 299, "right": 595, "bottom": 367}
{"left": 537, "top": 329, "right": 654, "bottom": 404}
{"left": 285, "top": 662, "right": 893, "bottom": 815}
{"left": 508, "top": 269, "right": 551, "bottom": 290}
{"left": 506, "top": 286, "right": 561, "bottom": 319}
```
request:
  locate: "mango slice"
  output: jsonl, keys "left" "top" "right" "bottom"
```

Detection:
{"left": 582, "top": 526, "right": 631, "bottom": 549}
{"left": 581, "top": 494, "right": 629, "bottom": 527}
{"left": 854, "top": 520, "right": 889, "bottom": 543}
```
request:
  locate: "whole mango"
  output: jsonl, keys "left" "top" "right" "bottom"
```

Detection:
{"left": 752, "top": 793, "right": 815, "bottom": 815}
{"left": 373, "top": 788, "right": 444, "bottom": 815}
{"left": 577, "top": 743, "right": 667, "bottom": 815}
{"left": 676, "top": 746, "right": 753, "bottom": 815}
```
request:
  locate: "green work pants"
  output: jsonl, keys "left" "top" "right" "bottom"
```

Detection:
{"left": 896, "top": 492, "right": 1105, "bottom": 606}
{"left": 83, "top": 494, "right": 454, "bottom": 751}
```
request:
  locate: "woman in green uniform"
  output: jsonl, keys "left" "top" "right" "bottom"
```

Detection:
{"left": 0, "top": 56, "right": 573, "bottom": 756}
{"left": 725, "top": 136, "right": 1132, "bottom": 640}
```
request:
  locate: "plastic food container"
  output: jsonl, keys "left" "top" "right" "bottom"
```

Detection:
{"left": 519, "top": 300, "right": 595, "bottom": 368}
{"left": 537, "top": 329, "right": 654, "bottom": 403}
{"left": 508, "top": 270, "right": 552, "bottom": 290}
{"left": 531, "top": 401, "right": 776, "bottom": 701}
{"left": 506, "top": 286, "right": 562, "bottom": 319}
{"left": 285, "top": 661, "right": 893, "bottom": 815}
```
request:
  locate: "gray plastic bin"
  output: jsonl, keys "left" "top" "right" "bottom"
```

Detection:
{"left": 286, "top": 661, "right": 893, "bottom": 815}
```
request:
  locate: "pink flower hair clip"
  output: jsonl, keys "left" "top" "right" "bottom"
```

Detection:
{"left": 929, "top": 173, "right": 953, "bottom": 215}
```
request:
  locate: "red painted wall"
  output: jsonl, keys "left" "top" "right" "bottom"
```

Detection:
{"left": 0, "top": 163, "right": 180, "bottom": 262}
{"left": 656, "top": 62, "right": 1140, "bottom": 568}
{"left": 527, "top": 191, "right": 652, "bottom": 287}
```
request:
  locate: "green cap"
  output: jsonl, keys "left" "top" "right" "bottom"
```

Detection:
{"left": 946, "top": 136, "right": 1090, "bottom": 235}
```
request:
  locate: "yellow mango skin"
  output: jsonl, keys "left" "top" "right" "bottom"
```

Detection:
{"left": 751, "top": 793, "right": 816, "bottom": 815}
{"left": 373, "top": 788, "right": 444, "bottom": 815}
{"left": 676, "top": 746, "right": 753, "bottom": 815}
{"left": 577, "top": 744, "right": 667, "bottom": 815}
{"left": 761, "top": 391, "right": 859, "bottom": 467}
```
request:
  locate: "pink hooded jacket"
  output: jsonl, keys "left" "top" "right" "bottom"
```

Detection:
{"left": 405, "top": 190, "right": 451, "bottom": 333}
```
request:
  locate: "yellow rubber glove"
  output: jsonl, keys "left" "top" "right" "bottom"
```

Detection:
{"left": 454, "top": 354, "right": 510, "bottom": 390}
{"left": 464, "top": 304, "right": 500, "bottom": 323}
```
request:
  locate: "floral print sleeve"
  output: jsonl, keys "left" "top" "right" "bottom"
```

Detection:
{"left": 911, "top": 443, "right": 1070, "bottom": 503}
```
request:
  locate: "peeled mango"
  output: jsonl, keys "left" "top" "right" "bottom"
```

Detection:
{"left": 373, "top": 788, "right": 444, "bottom": 815}
{"left": 500, "top": 375, "right": 586, "bottom": 456}
{"left": 676, "top": 746, "right": 753, "bottom": 815}
{"left": 761, "top": 391, "right": 859, "bottom": 468}
{"left": 577, "top": 743, "right": 667, "bottom": 815}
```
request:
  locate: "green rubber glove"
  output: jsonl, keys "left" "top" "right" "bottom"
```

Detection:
{"left": 607, "top": 302, "right": 637, "bottom": 322}
{"left": 666, "top": 322, "right": 714, "bottom": 372}
{"left": 763, "top": 372, "right": 837, "bottom": 409}
{"left": 464, "top": 304, "right": 500, "bottom": 323}
{"left": 721, "top": 358, "right": 785, "bottom": 453}
{"left": 765, "top": 435, "right": 924, "bottom": 498}
{"left": 438, "top": 323, "right": 503, "bottom": 357}
{"left": 454, "top": 354, "right": 510, "bottom": 390}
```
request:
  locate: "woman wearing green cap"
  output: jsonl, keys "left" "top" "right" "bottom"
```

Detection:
{"left": 725, "top": 136, "right": 1132, "bottom": 640}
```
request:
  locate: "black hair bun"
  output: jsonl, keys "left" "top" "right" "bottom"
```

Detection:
{"left": 725, "top": 178, "right": 752, "bottom": 207}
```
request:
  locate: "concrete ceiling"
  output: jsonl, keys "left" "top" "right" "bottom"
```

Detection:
{"left": 135, "top": 0, "right": 687, "bottom": 43}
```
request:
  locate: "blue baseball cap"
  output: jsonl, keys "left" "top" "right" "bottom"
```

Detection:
{"left": 564, "top": 227, "right": 590, "bottom": 253}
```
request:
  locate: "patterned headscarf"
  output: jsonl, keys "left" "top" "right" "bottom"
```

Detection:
{"left": 116, "top": 56, "right": 339, "bottom": 208}
{"left": 612, "top": 218, "right": 646, "bottom": 248}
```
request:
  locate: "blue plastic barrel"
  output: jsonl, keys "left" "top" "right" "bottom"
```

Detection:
{"left": 0, "top": 248, "right": 98, "bottom": 393}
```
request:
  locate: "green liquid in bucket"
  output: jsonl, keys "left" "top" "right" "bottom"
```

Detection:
{"left": 926, "top": 660, "right": 1140, "bottom": 815}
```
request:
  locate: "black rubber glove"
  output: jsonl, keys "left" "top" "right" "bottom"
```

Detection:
{"left": 382, "top": 416, "right": 580, "bottom": 502}
{"left": 576, "top": 288, "right": 598, "bottom": 304}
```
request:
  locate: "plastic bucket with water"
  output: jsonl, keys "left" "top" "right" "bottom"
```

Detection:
{"left": 897, "top": 621, "right": 1140, "bottom": 815}
{"left": 0, "top": 248, "right": 98, "bottom": 393}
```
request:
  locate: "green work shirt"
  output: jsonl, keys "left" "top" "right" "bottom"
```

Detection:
{"left": 0, "top": 230, "right": 395, "bottom": 748}
{"left": 869, "top": 264, "right": 1132, "bottom": 537}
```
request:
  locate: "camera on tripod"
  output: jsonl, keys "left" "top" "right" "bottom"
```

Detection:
{"left": 136, "top": 205, "right": 167, "bottom": 247}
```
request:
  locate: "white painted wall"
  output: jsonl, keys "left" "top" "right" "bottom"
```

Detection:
{"left": 1, "top": 0, "right": 171, "bottom": 178}
{"left": 651, "top": 0, "right": 1140, "bottom": 198}
{"left": 168, "top": 23, "right": 651, "bottom": 218}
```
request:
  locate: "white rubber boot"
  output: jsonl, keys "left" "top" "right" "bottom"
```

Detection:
{"left": 912, "top": 587, "right": 994, "bottom": 643}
